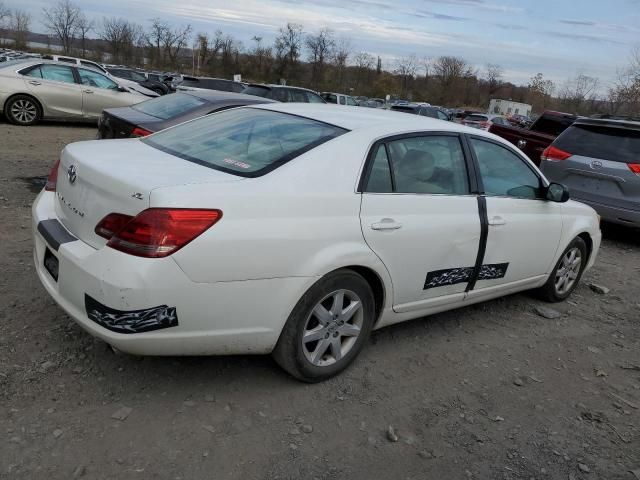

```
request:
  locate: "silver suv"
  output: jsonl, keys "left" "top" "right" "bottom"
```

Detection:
{"left": 540, "top": 118, "right": 640, "bottom": 227}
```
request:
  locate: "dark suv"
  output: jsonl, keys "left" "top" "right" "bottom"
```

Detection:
{"left": 540, "top": 118, "right": 640, "bottom": 227}
{"left": 390, "top": 104, "right": 451, "bottom": 121}
{"left": 242, "top": 84, "right": 325, "bottom": 103}
{"left": 177, "top": 76, "right": 245, "bottom": 93}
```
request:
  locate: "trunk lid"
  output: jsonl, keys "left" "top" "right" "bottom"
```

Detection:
{"left": 55, "top": 139, "right": 243, "bottom": 248}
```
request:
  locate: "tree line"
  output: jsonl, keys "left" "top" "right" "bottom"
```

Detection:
{"left": 0, "top": 0, "right": 638, "bottom": 116}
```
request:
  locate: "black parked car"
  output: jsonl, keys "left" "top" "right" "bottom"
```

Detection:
{"left": 97, "top": 90, "right": 275, "bottom": 139}
{"left": 106, "top": 67, "right": 170, "bottom": 95}
{"left": 390, "top": 104, "right": 452, "bottom": 121}
{"left": 242, "top": 84, "right": 326, "bottom": 103}
{"left": 176, "top": 76, "right": 245, "bottom": 93}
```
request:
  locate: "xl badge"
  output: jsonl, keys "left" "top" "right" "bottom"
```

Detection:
{"left": 67, "top": 165, "right": 77, "bottom": 184}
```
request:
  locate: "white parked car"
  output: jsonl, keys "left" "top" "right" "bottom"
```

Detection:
{"left": 0, "top": 60, "right": 146, "bottom": 125}
{"left": 321, "top": 92, "right": 358, "bottom": 106}
{"left": 32, "top": 104, "right": 601, "bottom": 381}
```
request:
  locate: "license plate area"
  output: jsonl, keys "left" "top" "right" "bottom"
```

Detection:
{"left": 44, "top": 247, "right": 59, "bottom": 281}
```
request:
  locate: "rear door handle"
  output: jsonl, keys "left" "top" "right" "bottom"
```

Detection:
{"left": 83, "top": 89, "right": 94, "bottom": 94}
{"left": 488, "top": 216, "right": 506, "bottom": 226}
{"left": 28, "top": 80, "right": 41, "bottom": 86}
{"left": 371, "top": 219, "right": 402, "bottom": 230}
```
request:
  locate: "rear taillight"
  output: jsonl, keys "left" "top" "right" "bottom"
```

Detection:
{"left": 103, "top": 208, "right": 222, "bottom": 258}
{"left": 629, "top": 163, "right": 640, "bottom": 176}
{"left": 45, "top": 159, "right": 60, "bottom": 192}
{"left": 95, "top": 213, "right": 134, "bottom": 239}
{"left": 131, "top": 127, "right": 152, "bottom": 138}
{"left": 541, "top": 146, "right": 572, "bottom": 162}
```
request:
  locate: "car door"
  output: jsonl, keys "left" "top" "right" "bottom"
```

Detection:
{"left": 466, "top": 136, "right": 563, "bottom": 295}
{"left": 359, "top": 133, "right": 481, "bottom": 311}
{"left": 77, "top": 67, "right": 135, "bottom": 119}
{"left": 22, "top": 64, "right": 83, "bottom": 118}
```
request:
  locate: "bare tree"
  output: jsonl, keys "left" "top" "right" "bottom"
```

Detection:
{"left": 331, "top": 37, "right": 351, "bottom": 90}
{"left": 99, "top": 17, "right": 143, "bottom": 65}
{"left": 433, "top": 56, "right": 474, "bottom": 88}
{"left": 161, "top": 23, "right": 192, "bottom": 68}
{"left": 76, "top": 12, "right": 94, "bottom": 58}
{"left": 10, "top": 9, "right": 31, "bottom": 49}
{"left": 42, "top": 0, "right": 81, "bottom": 54}
{"left": 146, "top": 18, "right": 168, "bottom": 67}
{"left": 305, "top": 28, "right": 335, "bottom": 87}
{"left": 559, "top": 72, "right": 599, "bottom": 113}
{"left": 394, "top": 54, "right": 418, "bottom": 97}
{"left": 250, "top": 35, "right": 272, "bottom": 79}
{"left": 609, "top": 47, "right": 640, "bottom": 115}
{"left": 484, "top": 63, "right": 503, "bottom": 95}
{"left": 353, "top": 51, "right": 375, "bottom": 90}
{"left": 274, "top": 22, "right": 303, "bottom": 79}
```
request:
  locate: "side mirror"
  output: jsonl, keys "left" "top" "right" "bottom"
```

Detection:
{"left": 117, "top": 85, "right": 128, "bottom": 93}
{"left": 546, "top": 182, "right": 570, "bottom": 203}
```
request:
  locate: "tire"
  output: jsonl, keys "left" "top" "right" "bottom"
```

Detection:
{"left": 273, "top": 269, "right": 375, "bottom": 382}
{"left": 537, "top": 237, "right": 588, "bottom": 302}
{"left": 5, "top": 94, "right": 41, "bottom": 126}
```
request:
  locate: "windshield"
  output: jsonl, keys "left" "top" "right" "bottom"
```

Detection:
{"left": 144, "top": 108, "right": 347, "bottom": 177}
{"left": 132, "top": 93, "right": 207, "bottom": 120}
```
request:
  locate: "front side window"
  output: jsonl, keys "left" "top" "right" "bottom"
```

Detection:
{"left": 346, "top": 97, "right": 357, "bottom": 106}
{"left": 306, "top": 91, "right": 325, "bottom": 103}
{"left": 132, "top": 93, "right": 206, "bottom": 119}
{"left": 321, "top": 93, "right": 337, "bottom": 103}
{"left": 339, "top": 96, "right": 346, "bottom": 105}
{"left": 39, "top": 64, "right": 76, "bottom": 84}
{"left": 243, "top": 85, "right": 272, "bottom": 98}
{"left": 78, "top": 68, "right": 118, "bottom": 90}
{"left": 144, "top": 108, "right": 347, "bottom": 177}
{"left": 364, "top": 135, "right": 469, "bottom": 195}
{"left": 470, "top": 138, "right": 542, "bottom": 199}
{"left": 436, "top": 110, "right": 449, "bottom": 121}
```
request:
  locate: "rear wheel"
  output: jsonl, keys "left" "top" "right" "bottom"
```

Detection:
{"left": 5, "top": 95, "right": 41, "bottom": 126}
{"left": 273, "top": 269, "right": 375, "bottom": 382}
{"left": 537, "top": 237, "right": 587, "bottom": 302}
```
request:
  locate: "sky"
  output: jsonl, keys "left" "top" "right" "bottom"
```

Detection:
{"left": 11, "top": 0, "right": 640, "bottom": 89}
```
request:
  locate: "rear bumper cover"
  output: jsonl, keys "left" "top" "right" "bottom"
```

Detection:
{"left": 32, "top": 190, "right": 314, "bottom": 355}
{"left": 573, "top": 197, "right": 640, "bottom": 226}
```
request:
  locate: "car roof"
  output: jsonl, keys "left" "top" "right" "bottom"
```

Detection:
{"left": 184, "top": 90, "right": 277, "bottom": 104}
{"left": 250, "top": 103, "right": 501, "bottom": 138}
{"left": 248, "top": 83, "right": 318, "bottom": 93}
{"left": 573, "top": 117, "right": 640, "bottom": 131}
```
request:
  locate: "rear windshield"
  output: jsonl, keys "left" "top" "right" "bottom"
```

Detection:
{"left": 132, "top": 93, "right": 207, "bottom": 120}
{"left": 532, "top": 115, "right": 574, "bottom": 136}
{"left": 143, "top": 108, "right": 347, "bottom": 177}
{"left": 391, "top": 106, "right": 417, "bottom": 113}
{"left": 465, "top": 114, "right": 488, "bottom": 121}
{"left": 243, "top": 86, "right": 271, "bottom": 98}
{"left": 554, "top": 124, "right": 640, "bottom": 163}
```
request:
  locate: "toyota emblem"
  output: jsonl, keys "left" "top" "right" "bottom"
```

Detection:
{"left": 67, "top": 165, "right": 77, "bottom": 184}
{"left": 591, "top": 160, "right": 603, "bottom": 169}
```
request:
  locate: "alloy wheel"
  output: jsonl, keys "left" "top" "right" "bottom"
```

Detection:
{"left": 11, "top": 99, "right": 37, "bottom": 124}
{"left": 301, "top": 289, "right": 364, "bottom": 367}
{"left": 555, "top": 247, "right": 582, "bottom": 295}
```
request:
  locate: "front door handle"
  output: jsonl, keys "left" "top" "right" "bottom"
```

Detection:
{"left": 488, "top": 216, "right": 506, "bottom": 226}
{"left": 371, "top": 219, "right": 402, "bottom": 230}
{"left": 28, "top": 80, "right": 41, "bottom": 86}
{"left": 83, "top": 89, "right": 94, "bottom": 94}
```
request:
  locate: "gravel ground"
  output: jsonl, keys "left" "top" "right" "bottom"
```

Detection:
{"left": 1, "top": 121, "right": 639, "bottom": 480}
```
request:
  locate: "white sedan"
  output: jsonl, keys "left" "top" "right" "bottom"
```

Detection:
{"left": 32, "top": 104, "right": 601, "bottom": 381}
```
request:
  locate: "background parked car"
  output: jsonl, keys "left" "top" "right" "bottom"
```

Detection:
{"left": 98, "top": 90, "right": 275, "bottom": 139}
{"left": 242, "top": 84, "right": 326, "bottom": 103}
{"left": 42, "top": 55, "right": 159, "bottom": 98}
{"left": 463, "top": 114, "right": 509, "bottom": 130}
{"left": 390, "top": 103, "right": 451, "bottom": 121}
{"left": 540, "top": 117, "right": 640, "bottom": 227}
{"left": 0, "top": 60, "right": 145, "bottom": 125}
{"left": 489, "top": 110, "right": 577, "bottom": 165}
{"left": 175, "top": 75, "right": 245, "bottom": 93}
{"left": 145, "top": 72, "right": 176, "bottom": 92}
{"left": 106, "top": 67, "right": 170, "bottom": 95}
{"left": 321, "top": 92, "right": 358, "bottom": 106}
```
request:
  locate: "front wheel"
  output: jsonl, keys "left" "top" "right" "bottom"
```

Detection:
{"left": 537, "top": 237, "right": 588, "bottom": 302}
{"left": 5, "top": 95, "right": 41, "bottom": 126}
{"left": 273, "top": 269, "right": 375, "bottom": 382}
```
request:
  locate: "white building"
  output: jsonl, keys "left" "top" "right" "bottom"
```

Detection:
{"left": 488, "top": 99, "right": 532, "bottom": 117}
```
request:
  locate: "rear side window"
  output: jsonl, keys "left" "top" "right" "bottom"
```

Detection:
{"left": 554, "top": 124, "right": 640, "bottom": 163}
{"left": 144, "top": 108, "right": 347, "bottom": 177}
{"left": 243, "top": 85, "right": 272, "bottom": 98}
{"left": 470, "top": 138, "right": 542, "bottom": 199}
{"left": 40, "top": 64, "right": 76, "bottom": 84}
{"left": 322, "top": 93, "right": 338, "bottom": 103}
{"left": 364, "top": 136, "right": 469, "bottom": 195}
{"left": 306, "top": 92, "right": 325, "bottom": 103}
{"left": 132, "top": 93, "right": 207, "bottom": 119}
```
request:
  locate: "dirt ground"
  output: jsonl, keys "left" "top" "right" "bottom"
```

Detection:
{"left": 1, "top": 121, "right": 639, "bottom": 480}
